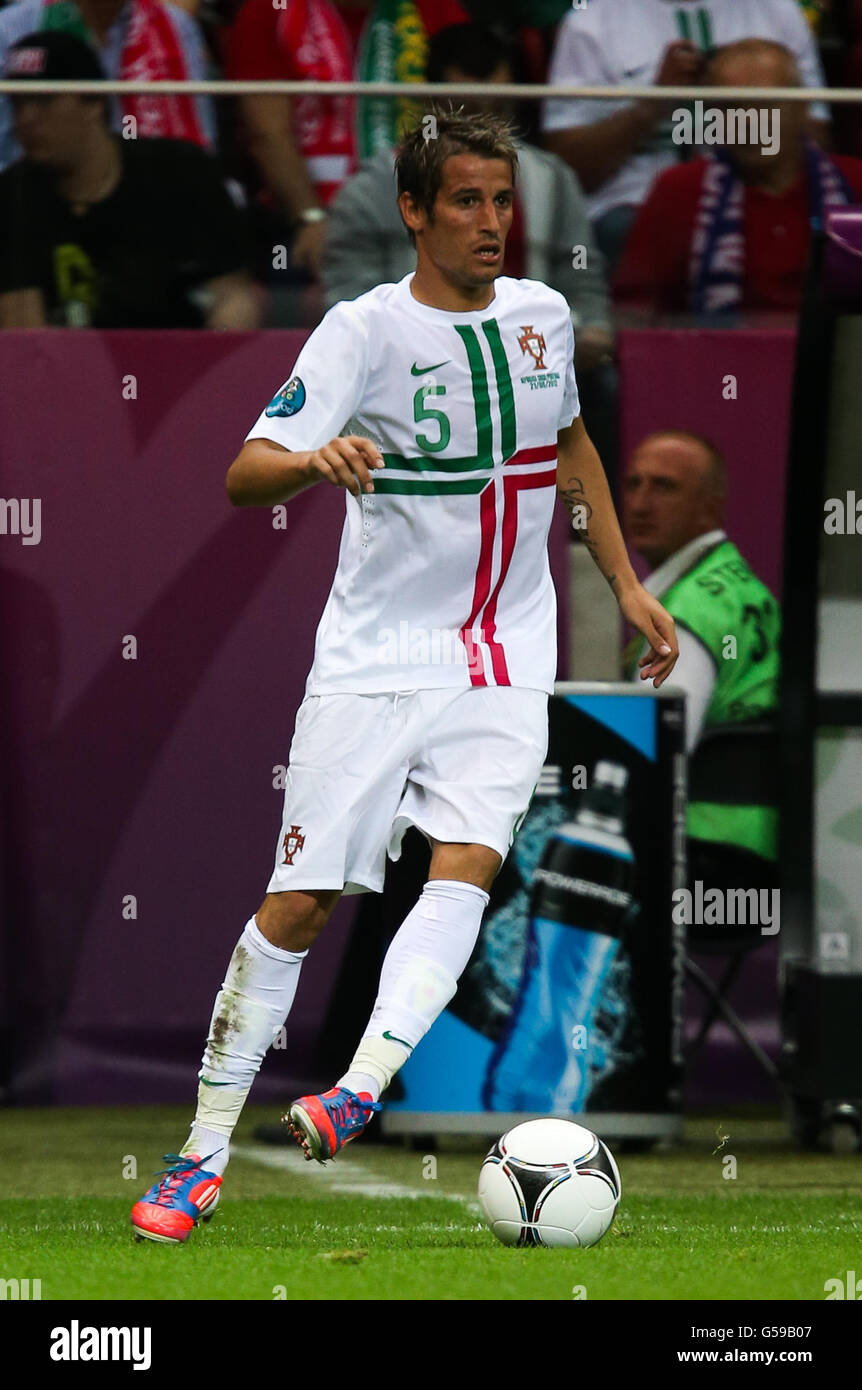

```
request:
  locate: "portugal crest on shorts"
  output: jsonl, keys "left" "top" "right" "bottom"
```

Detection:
{"left": 265, "top": 376, "right": 306, "bottom": 417}
{"left": 518, "top": 326, "right": 547, "bottom": 371}
{"left": 282, "top": 825, "right": 306, "bottom": 864}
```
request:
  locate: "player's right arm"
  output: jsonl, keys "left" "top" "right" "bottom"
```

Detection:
{"left": 229, "top": 299, "right": 376, "bottom": 506}
{"left": 226, "top": 435, "right": 384, "bottom": 507}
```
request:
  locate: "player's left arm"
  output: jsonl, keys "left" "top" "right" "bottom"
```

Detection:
{"left": 557, "top": 415, "right": 678, "bottom": 687}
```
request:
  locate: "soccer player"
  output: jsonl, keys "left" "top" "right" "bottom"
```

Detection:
{"left": 131, "top": 108, "right": 677, "bottom": 1244}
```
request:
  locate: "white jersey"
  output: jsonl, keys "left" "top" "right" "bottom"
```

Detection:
{"left": 245, "top": 273, "right": 579, "bottom": 696}
{"left": 542, "top": 0, "right": 829, "bottom": 222}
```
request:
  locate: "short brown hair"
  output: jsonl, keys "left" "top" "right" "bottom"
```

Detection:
{"left": 395, "top": 104, "right": 519, "bottom": 244}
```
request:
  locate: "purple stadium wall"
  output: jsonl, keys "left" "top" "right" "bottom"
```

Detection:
{"left": 619, "top": 328, "right": 797, "bottom": 597}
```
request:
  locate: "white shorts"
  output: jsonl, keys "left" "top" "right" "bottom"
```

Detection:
{"left": 267, "top": 686, "right": 549, "bottom": 896}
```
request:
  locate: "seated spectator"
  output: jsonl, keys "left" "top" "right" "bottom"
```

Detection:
{"left": 222, "top": 0, "right": 469, "bottom": 285}
{"left": 0, "top": 32, "right": 260, "bottom": 328}
{"left": 339, "top": 0, "right": 471, "bottom": 159}
{"left": 323, "top": 22, "right": 616, "bottom": 471}
{"left": 614, "top": 40, "right": 862, "bottom": 318}
{"left": 622, "top": 430, "right": 780, "bottom": 920}
{"left": 0, "top": 0, "right": 216, "bottom": 171}
{"left": 223, "top": 0, "right": 355, "bottom": 283}
{"left": 541, "top": 0, "right": 830, "bottom": 273}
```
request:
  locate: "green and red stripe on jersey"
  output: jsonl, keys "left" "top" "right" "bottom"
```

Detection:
{"left": 462, "top": 445, "right": 558, "bottom": 686}
{"left": 376, "top": 316, "right": 560, "bottom": 685}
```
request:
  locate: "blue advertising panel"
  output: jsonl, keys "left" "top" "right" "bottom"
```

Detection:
{"left": 382, "top": 684, "right": 687, "bottom": 1139}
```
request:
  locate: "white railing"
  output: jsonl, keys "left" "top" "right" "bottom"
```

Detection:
{"left": 0, "top": 81, "right": 859, "bottom": 101}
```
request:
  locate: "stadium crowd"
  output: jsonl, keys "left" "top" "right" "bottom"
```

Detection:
{"left": 0, "top": 0, "right": 860, "bottom": 335}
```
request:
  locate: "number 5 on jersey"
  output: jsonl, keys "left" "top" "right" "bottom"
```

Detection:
{"left": 414, "top": 385, "right": 451, "bottom": 453}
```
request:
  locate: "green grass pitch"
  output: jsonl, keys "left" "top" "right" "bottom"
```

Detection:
{"left": 1, "top": 1106, "right": 859, "bottom": 1301}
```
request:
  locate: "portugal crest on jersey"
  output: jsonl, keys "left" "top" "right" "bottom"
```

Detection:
{"left": 282, "top": 825, "right": 306, "bottom": 864}
{"left": 518, "top": 326, "right": 547, "bottom": 371}
{"left": 265, "top": 376, "right": 306, "bottom": 417}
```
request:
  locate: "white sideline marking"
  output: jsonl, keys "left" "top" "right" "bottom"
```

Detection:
{"left": 231, "top": 1143, "right": 459, "bottom": 1200}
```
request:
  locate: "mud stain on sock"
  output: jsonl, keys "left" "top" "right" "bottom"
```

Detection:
{"left": 208, "top": 944, "right": 252, "bottom": 1063}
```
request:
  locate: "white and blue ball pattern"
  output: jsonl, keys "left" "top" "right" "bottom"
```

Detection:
{"left": 478, "top": 1118, "right": 621, "bottom": 1248}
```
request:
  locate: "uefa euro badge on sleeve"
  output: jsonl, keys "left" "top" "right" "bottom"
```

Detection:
{"left": 265, "top": 377, "right": 306, "bottom": 418}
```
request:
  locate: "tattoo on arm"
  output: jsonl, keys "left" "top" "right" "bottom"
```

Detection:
{"left": 559, "top": 475, "right": 620, "bottom": 597}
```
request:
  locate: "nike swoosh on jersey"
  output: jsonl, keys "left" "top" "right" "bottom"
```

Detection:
{"left": 383, "top": 1030, "right": 414, "bottom": 1050}
{"left": 410, "top": 359, "right": 451, "bottom": 375}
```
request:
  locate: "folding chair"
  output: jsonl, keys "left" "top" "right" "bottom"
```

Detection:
{"left": 681, "top": 721, "right": 781, "bottom": 1088}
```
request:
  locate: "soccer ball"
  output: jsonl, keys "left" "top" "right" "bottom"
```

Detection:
{"left": 478, "top": 1118, "right": 621, "bottom": 1248}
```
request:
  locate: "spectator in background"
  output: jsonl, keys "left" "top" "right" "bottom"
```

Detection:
{"left": 0, "top": 0, "right": 216, "bottom": 170}
{"left": 322, "top": 22, "right": 617, "bottom": 475}
{"left": 223, "top": 0, "right": 355, "bottom": 282}
{"left": 339, "top": 0, "right": 470, "bottom": 160}
{"left": 0, "top": 32, "right": 259, "bottom": 328}
{"left": 541, "top": 0, "right": 830, "bottom": 273}
{"left": 222, "top": 0, "right": 469, "bottom": 286}
{"left": 614, "top": 40, "right": 862, "bottom": 318}
{"left": 622, "top": 430, "right": 780, "bottom": 910}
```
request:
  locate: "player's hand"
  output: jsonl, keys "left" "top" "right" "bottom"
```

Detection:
{"left": 618, "top": 584, "right": 678, "bottom": 688}
{"left": 307, "top": 435, "right": 385, "bottom": 497}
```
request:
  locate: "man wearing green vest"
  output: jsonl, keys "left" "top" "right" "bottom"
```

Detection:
{"left": 622, "top": 430, "right": 780, "bottom": 912}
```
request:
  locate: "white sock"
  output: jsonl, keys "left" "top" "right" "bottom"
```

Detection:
{"left": 339, "top": 879, "right": 489, "bottom": 1100}
{"left": 336, "top": 1072, "right": 380, "bottom": 1102}
{"left": 181, "top": 915, "right": 307, "bottom": 1176}
{"left": 183, "top": 1124, "right": 231, "bottom": 1174}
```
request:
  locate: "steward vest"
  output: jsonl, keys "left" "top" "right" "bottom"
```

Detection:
{"left": 628, "top": 539, "right": 781, "bottom": 860}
